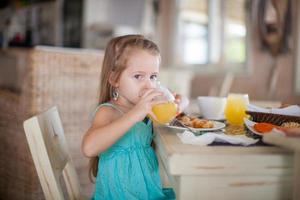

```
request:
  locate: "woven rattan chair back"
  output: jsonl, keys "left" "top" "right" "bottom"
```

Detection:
{"left": 23, "top": 106, "right": 86, "bottom": 200}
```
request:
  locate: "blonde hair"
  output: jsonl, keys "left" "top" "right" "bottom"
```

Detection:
{"left": 89, "top": 34, "right": 160, "bottom": 182}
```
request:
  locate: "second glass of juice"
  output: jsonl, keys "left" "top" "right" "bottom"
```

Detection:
{"left": 224, "top": 93, "right": 249, "bottom": 126}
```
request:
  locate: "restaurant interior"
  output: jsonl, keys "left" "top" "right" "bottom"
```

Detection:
{"left": 0, "top": 0, "right": 300, "bottom": 199}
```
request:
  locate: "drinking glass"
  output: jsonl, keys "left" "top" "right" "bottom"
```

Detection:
{"left": 224, "top": 93, "right": 249, "bottom": 126}
{"left": 151, "top": 84, "right": 177, "bottom": 124}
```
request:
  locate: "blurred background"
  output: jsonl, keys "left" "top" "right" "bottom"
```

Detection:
{"left": 0, "top": 0, "right": 299, "bottom": 199}
{"left": 0, "top": 0, "right": 299, "bottom": 101}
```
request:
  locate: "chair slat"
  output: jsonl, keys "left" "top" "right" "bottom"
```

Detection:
{"left": 63, "top": 161, "right": 82, "bottom": 200}
{"left": 23, "top": 106, "right": 84, "bottom": 200}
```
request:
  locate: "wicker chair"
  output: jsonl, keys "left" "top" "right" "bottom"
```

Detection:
{"left": 0, "top": 46, "right": 103, "bottom": 199}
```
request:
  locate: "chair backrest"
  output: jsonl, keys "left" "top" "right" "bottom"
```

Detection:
{"left": 23, "top": 106, "right": 82, "bottom": 200}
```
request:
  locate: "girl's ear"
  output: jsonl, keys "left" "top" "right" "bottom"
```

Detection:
{"left": 109, "top": 72, "right": 119, "bottom": 87}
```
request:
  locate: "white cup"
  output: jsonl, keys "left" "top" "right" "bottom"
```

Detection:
{"left": 197, "top": 96, "right": 227, "bottom": 120}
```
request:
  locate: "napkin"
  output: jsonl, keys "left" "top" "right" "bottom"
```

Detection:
{"left": 247, "top": 104, "right": 300, "bottom": 116}
{"left": 177, "top": 131, "right": 259, "bottom": 146}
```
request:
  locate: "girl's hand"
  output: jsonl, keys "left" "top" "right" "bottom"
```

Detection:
{"left": 283, "top": 128, "right": 300, "bottom": 137}
{"left": 172, "top": 92, "right": 189, "bottom": 114}
{"left": 130, "top": 89, "right": 167, "bottom": 122}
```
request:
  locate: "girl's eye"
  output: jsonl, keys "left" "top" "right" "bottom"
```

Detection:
{"left": 134, "top": 74, "right": 143, "bottom": 80}
{"left": 150, "top": 74, "right": 158, "bottom": 81}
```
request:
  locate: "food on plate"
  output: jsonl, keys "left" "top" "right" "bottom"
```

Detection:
{"left": 176, "top": 114, "right": 214, "bottom": 128}
{"left": 253, "top": 121, "right": 300, "bottom": 134}
{"left": 253, "top": 123, "right": 278, "bottom": 133}
{"left": 281, "top": 122, "right": 300, "bottom": 128}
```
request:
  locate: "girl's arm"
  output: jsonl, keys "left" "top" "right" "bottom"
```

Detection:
{"left": 81, "top": 89, "right": 166, "bottom": 157}
{"left": 81, "top": 106, "right": 140, "bottom": 157}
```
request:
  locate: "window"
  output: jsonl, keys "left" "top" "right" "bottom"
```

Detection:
{"left": 223, "top": 0, "right": 246, "bottom": 64}
{"left": 178, "top": 0, "right": 208, "bottom": 64}
{"left": 161, "top": 0, "right": 247, "bottom": 69}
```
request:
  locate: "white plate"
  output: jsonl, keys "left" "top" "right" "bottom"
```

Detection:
{"left": 244, "top": 118, "right": 284, "bottom": 136}
{"left": 166, "top": 121, "right": 226, "bottom": 132}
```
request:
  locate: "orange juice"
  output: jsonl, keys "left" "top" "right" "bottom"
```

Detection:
{"left": 225, "top": 94, "right": 249, "bottom": 126}
{"left": 152, "top": 102, "right": 177, "bottom": 124}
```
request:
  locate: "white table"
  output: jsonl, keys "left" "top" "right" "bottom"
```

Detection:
{"left": 263, "top": 134, "right": 300, "bottom": 200}
{"left": 154, "top": 126, "right": 294, "bottom": 200}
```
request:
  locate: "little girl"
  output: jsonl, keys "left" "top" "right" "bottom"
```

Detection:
{"left": 82, "top": 35, "right": 178, "bottom": 199}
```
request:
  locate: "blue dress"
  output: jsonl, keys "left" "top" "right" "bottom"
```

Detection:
{"left": 91, "top": 103, "right": 175, "bottom": 200}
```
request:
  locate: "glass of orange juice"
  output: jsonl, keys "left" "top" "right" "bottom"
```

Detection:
{"left": 151, "top": 84, "right": 177, "bottom": 124}
{"left": 224, "top": 93, "right": 249, "bottom": 126}
{"left": 152, "top": 102, "right": 177, "bottom": 124}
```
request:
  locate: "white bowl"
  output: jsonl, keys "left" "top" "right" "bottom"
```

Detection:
{"left": 197, "top": 96, "right": 227, "bottom": 120}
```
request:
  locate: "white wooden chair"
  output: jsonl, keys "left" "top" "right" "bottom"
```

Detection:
{"left": 23, "top": 106, "right": 88, "bottom": 200}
